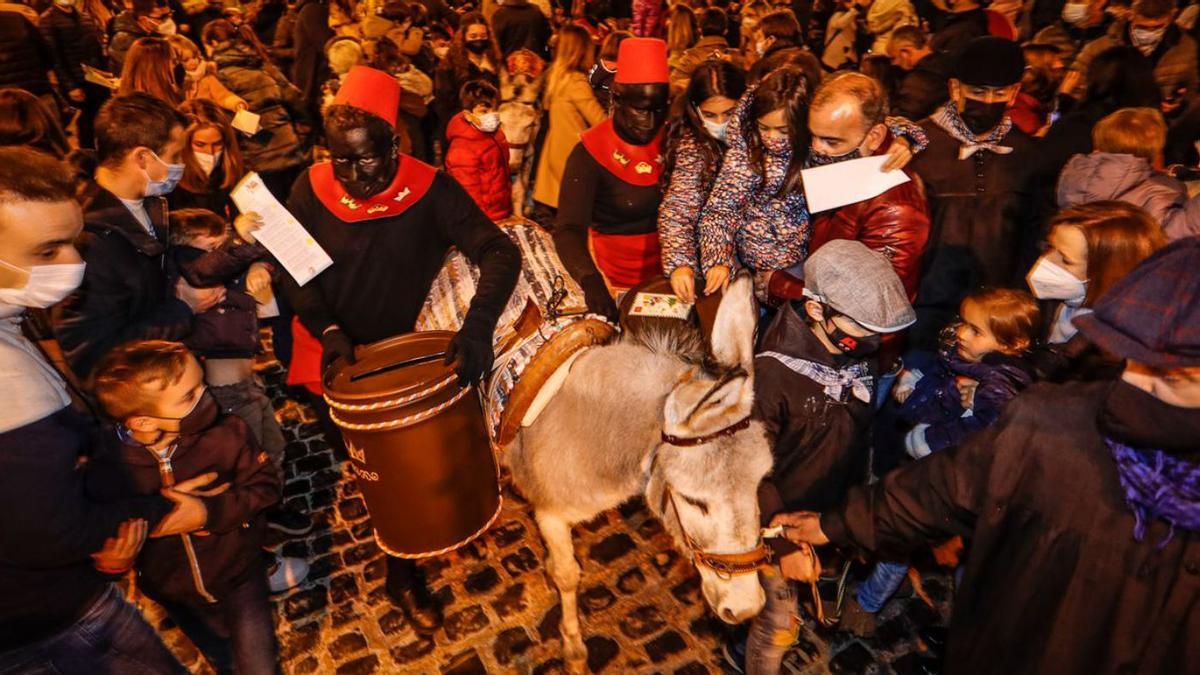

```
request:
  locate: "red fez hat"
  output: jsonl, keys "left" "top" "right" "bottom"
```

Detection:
{"left": 332, "top": 66, "right": 401, "bottom": 128}
{"left": 614, "top": 37, "right": 669, "bottom": 85}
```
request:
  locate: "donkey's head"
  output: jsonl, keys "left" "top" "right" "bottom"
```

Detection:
{"left": 651, "top": 274, "right": 771, "bottom": 624}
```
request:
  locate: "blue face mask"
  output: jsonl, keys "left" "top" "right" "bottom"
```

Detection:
{"left": 145, "top": 151, "right": 184, "bottom": 197}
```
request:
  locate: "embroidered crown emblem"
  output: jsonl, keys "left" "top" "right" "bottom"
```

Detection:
{"left": 367, "top": 204, "right": 389, "bottom": 214}
{"left": 339, "top": 194, "right": 361, "bottom": 210}
{"left": 394, "top": 186, "right": 412, "bottom": 202}
{"left": 612, "top": 151, "right": 630, "bottom": 166}
{"left": 635, "top": 161, "right": 653, "bottom": 175}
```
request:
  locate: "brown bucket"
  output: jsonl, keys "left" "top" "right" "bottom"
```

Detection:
{"left": 323, "top": 331, "right": 501, "bottom": 558}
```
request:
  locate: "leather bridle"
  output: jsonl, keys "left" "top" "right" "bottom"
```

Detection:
{"left": 655, "top": 413, "right": 773, "bottom": 579}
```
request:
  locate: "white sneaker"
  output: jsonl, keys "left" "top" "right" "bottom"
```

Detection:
{"left": 268, "top": 555, "right": 309, "bottom": 593}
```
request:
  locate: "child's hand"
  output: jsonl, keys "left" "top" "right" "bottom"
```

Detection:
{"left": 246, "top": 263, "right": 272, "bottom": 296}
{"left": 234, "top": 212, "right": 264, "bottom": 244}
{"left": 91, "top": 518, "right": 147, "bottom": 574}
{"left": 956, "top": 377, "right": 979, "bottom": 410}
{"left": 704, "top": 265, "right": 730, "bottom": 296}
{"left": 892, "top": 368, "right": 922, "bottom": 403}
{"left": 669, "top": 267, "right": 695, "bottom": 303}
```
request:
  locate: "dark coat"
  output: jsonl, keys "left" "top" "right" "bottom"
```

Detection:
{"left": 929, "top": 8, "right": 988, "bottom": 56}
{"left": 821, "top": 381, "right": 1200, "bottom": 675}
{"left": 444, "top": 112, "right": 513, "bottom": 221}
{"left": 899, "top": 348, "right": 1035, "bottom": 453}
{"left": 211, "top": 43, "right": 310, "bottom": 174}
{"left": 491, "top": 0, "right": 550, "bottom": 58}
{"left": 0, "top": 9, "right": 55, "bottom": 96}
{"left": 892, "top": 51, "right": 950, "bottom": 122}
{"left": 909, "top": 121, "right": 1035, "bottom": 350}
{"left": 0, "top": 407, "right": 171, "bottom": 651}
{"left": 754, "top": 303, "right": 874, "bottom": 540}
{"left": 165, "top": 240, "right": 268, "bottom": 359}
{"left": 433, "top": 55, "right": 500, "bottom": 141}
{"left": 86, "top": 415, "right": 279, "bottom": 604}
{"left": 107, "top": 9, "right": 152, "bottom": 71}
{"left": 52, "top": 189, "right": 193, "bottom": 378}
{"left": 290, "top": 0, "right": 332, "bottom": 119}
{"left": 38, "top": 4, "right": 105, "bottom": 92}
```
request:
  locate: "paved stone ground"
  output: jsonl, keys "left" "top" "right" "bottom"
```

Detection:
{"left": 125, "top": 358, "right": 952, "bottom": 675}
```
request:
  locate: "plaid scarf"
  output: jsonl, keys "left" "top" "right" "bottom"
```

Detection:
{"left": 930, "top": 104, "right": 1014, "bottom": 160}
{"left": 1105, "top": 437, "right": 1200, "bottom": 548}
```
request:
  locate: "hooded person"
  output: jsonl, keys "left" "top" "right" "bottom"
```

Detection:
{"left": 553, "top": 37, "right": 672, "bottom": 321}
{"left": 729, "top": 239, "right": 916, "bottom": 673}
{"left": 907, "top": 36, "right": 1035, "bottom": 350}
{"left": 278, "top": 66, "right": 521, "bottom": 634}
{"left": 773, "top": 236, "right": 1200, "bottom": 675}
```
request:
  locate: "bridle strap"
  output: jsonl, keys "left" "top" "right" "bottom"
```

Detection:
{"left": 659, "top": 483, "right": 772, "bottom": 579}
{"left": 661, "top": 416, "right": 752, "bottom": 447}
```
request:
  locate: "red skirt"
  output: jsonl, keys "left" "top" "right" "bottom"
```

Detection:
{"left": 286, "top": 318, "right": 324, "bottom": 396}
{"left": 588, "top": 229, "right": 662, "bottom": 290}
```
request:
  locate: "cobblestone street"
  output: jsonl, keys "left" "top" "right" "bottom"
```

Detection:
{"left": 128, "top": 361, "right": 952, "bottom": 675}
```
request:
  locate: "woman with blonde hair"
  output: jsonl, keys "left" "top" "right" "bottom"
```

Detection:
{"left": 167, "top": 35, "right": 247, "bottom": 112}
{"left": 532, "top": 23, "right": 606, "bottom": 219}
{"left": 117, "top": 37, "right": 184, "bottom": 107}
{"left": 170, "top": 98, "right": 246, "bottom": 218}
{"left": 665, "top": 5, "right": 697, "bottom": 64}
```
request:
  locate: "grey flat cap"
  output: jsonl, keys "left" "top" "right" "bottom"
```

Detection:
{"left": 801, "top": 240, "right": 916, "bottom": 333}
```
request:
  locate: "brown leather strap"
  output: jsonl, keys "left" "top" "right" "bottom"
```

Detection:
{"left": 661, "top": 416, "right": 752, "bottom": 447}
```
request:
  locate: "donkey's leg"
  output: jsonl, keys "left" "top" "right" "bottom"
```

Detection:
{"left": 536, "top": 511, "right": 588, "bottom": 671}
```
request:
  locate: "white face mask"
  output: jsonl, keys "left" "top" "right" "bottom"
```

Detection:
{"left": 1130, "top": 26, "right": 1166, "bottom": 55}
{"left": 1027, "top": 256, "right": 1087, "bottom": 306}
{"left": 433, "top": 45, "right": 450, "bottom": 59}
{"left": 755, "top": 39, "right": 769, "bottom": 58}
{"left": 156, "top": 17, "right": 177, "bottom": 35}
{"left": 699, "top": 114, "right": 728, "bottom": 142}
{"left": 474, "top": 112, "right": 501, "bottom": 133}
{"left": 1061, "top": 2, "right": 1088, "bottom": 24}
{"left": 194, "top": 150, "right": 221, "bottom": 176}
{"left": 0, "top": 258, "right": 86, "bottom": 309}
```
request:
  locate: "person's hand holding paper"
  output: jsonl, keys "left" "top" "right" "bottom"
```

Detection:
{"left": 801, "top": 155, "right": 911, "bottom": 214}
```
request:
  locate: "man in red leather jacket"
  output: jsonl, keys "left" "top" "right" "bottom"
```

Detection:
{"left": 770, "top": 72, "right": 931, "bottom": 365}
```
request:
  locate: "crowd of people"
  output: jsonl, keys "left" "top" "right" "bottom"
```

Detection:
{"left": 0, "top": 0, "right": 1198, "bottom": 672}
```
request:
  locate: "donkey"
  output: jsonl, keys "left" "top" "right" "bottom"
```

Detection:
{"left": 499, "top": 64, "right": 544, "bottom": 218}
{"left": 505, "top": 275, "right": 773, "bottom": 671}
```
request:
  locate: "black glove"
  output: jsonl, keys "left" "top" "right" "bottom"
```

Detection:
{"left": 445, "top": 320, "right": 495, "bottom": 387}
{"left": 320, "top": 327, "right": 356, "bottom": 374}
{"left": 580, "top": 275, "right": 619, "bottom": 323}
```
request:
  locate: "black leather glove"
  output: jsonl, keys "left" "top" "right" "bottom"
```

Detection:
{"left": 320, "top": 327, "right": 356, "bottom": 374}
{"left": 445, "top": 319, "right": 495, "bottom": 387}
{"left": 580, "top": 275, "right": 619, "bottom": 323}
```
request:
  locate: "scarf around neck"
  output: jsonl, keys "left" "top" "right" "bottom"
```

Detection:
{"left": 1100, "top": 380, "right": 1200, "bottom": 547}
{"left": 931, "top": 104, "right": 1014, "bottom": 160}
{"left": 757, "top": 350, "right": 874, "bottom": 403}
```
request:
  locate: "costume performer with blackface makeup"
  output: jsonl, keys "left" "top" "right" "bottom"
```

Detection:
{"left": 279, "top": 66, "right": 521, "bottom": 634}
{"left": 554, "top": 38, "right": 673, "bottom": 321}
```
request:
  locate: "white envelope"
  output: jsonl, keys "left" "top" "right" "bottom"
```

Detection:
{"left": 232, "top": 108, "right": 261, "bottom": 136}
{"left": 801, "top": 155, "right": 911, "bottom": 214}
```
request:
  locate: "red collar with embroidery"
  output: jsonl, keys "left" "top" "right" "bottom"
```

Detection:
{"left": 579, "top": 119, "right": 665, "bottom": 187}
{"left": 309, "top": 154, "right": 437, "bottom": 222}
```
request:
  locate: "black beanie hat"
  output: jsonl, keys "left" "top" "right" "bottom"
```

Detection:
{"left": 951, "top": 37, "right": 1025, "bottom": 87}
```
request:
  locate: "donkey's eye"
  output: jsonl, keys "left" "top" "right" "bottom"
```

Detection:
{"left": 681, "top": 494, "right": 709, "bottom": 516}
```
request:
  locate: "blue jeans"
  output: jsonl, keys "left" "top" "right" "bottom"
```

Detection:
{"left": 0, "top": 584, "right": 185, "bottom": 675}
{"left": 856, "top": 560, "right": 909, "bottom": 613}
{"left": 150, "top": 571, "right": 279, "bottom": 675}
{"left": 744, "top": 567, "right": 800, "bottom": 675}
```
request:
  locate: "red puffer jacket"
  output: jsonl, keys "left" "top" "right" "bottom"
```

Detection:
{"left": 444, "top": 112, "right": 512, "bottom": 221}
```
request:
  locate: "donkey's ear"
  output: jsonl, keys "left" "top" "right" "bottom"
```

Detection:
{"left": 710, "top": 273, "right": 756, "bottom": 370}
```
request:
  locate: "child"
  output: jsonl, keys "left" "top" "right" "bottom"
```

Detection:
{"left": 444, "top": 79, "right": 513, "bottom": 221}
{"left": 87, "top": 341, "right": 286, "bottom": 675}
{"left": 1057, "top": 107, "right": 1200, "bottom": 241}
{"left": 894, "top": 287, "right": 1041, "bottom": 459}
{"left": 846, "top": 288, "right": 1040, "bottom": 637}
{"left": 167, "top": 208, "right": 314, "bottom": 541}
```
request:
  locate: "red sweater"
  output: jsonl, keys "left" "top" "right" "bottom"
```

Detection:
{"left": 444, "top": 112, "right": 512, "bottom": 221}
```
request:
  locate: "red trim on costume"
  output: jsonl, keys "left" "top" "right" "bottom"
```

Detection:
{"left": 589, "top": 229, "right": 662, "bottom": 289}
{"left": 287, "top": 318, "right": 324, "bottom": 396}
{"left": 309, "top": 154, "right": 437, "bottom": 222}
{"left": 579, "top": 119, "right": 665, "bottom": 187}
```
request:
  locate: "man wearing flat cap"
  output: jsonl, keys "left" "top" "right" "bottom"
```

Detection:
{"left": 774, "top": 236, "right": 1200, "bottom": 675}
{"left": 907, "top": 36, "right": 1034, "bottom": 349}
{"left": 279, "top": 66, "right": 521, "bottom": 633}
